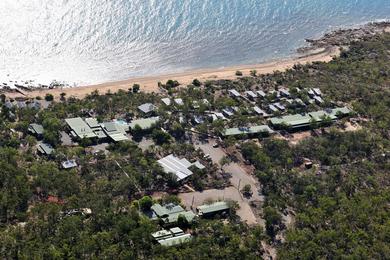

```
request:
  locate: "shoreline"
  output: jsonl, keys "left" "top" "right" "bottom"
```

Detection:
{"left": 3, "top": 21, "right": 389, "bottom": 100}
{"left": 4, "top": 46, "right": 339, "bottom": 100}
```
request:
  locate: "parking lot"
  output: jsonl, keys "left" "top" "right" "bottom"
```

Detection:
{"left": 192, "top": 137, "right": 264, "bottom": 225}
{"left": 179, "top": 187, "right": 258, "bottom": 225}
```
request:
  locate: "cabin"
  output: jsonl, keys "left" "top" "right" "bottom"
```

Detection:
{"left": 228, "top": 89, "right": 241, "bottom": 99}
{"left": 313, "top": 88, "right": 322, "bottom": 96}
{"left": 61, "top": 159, "right": 78, "bottom": 169}
{"left": 314, "top": 96, "right": 324, "bottom": 105}
{"left": 256, "top": 90, "right": 266, "bottom": 99}
{"left": 308, "top": 88, "right": 316, "bottom": 98}
{"left": 174, "top": 98, "right": 184, "bottom": 106}
{"left": 197, "top": 201, "right": 230, "bottom": 218}
{"left": 152, "top": 227, "right": 192, "bottom": 247}
{"left": 138, "top": 103, "right": 157, "bottom": 115}
{"left": 279, "top": 88, "right": 290, "bottom": 97}
{"left": 222, "top": 107, "right": 235, "bottom": 117}
{"left": 245, "top": 90, "right": 257, "bottom": 100}
{"left": 28, "top": 123, "right": 44, "bottom": 138}
{"left": 161, "top": 98, "right": 172, "bottom": 106}
{"left": 37, "top": 143, "right": 54, "bottom": 156}
{"left": 274, "top": 102, "right": 286, "bottom": 111}
{"left": 253, "top": 106, "right": 268, "bottom": 117}
{"left": 268, "top": 104, "right": 279, "bottom": 113}
{"left": 192, "top": 115, "right": 205, "bottom": 125}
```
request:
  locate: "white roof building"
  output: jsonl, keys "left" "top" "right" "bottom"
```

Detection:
{"left": 138, "top": 103, "right": 157, "bottom": 114}
{"left": 228, "top": 89, "right": 241, "bottom": 98}
{"left": 313, "top": 88, "right": 322, "bottom": 96}
{"left": 253, "top": 106, "right": 267, "bottom": 116}
{"left": 256, "top": 90, "right": 266, "bottom": 98}
{"left": 158, "top": 155, "right": 205, "bottom": 181}
{"left": 174, "top": 98, "right": 184, "bottom": 106}
{"left": 245, "top": 90, "right": 257, "bottom": 99}
{"left": 161, "top": 98, "right": 172, "bottom": 106}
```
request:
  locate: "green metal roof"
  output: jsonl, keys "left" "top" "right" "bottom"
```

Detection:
{"left": 65, "top": 118, "right": 97, "bottom": 139}
{"left": 270, "top": 114, "right": 311, "bottom": 127}
{"left": 197, "top": 201, "right": 230, "bottom": 215}
{"left": 331, "top": 107, "right": 350, "bottom": 116}
{"left": 151, "top": 203, "right": 195, "bottom": 224}
{"left": 102, "top": 122, "right": 129, "bottom": 142}
{"left": 37, "top": 143, "right": 54, "bottom": 155}
{"left": 308, "top": 111, "right": 337, "bottom": 121}
{"left": 223, "top": 125, "right": 274, "bottom": 136}
{"left": 28, "top": 123, "right": 44, "bottom": 135}
{"left": 270, "top": 107, "right": 351, "bottom": 128}
{"left": 85, "top": 118, "right": 100, "bottom": 128}
{"left": 151, "top": 203, "right": 185, "bottom": 217}
{"left": 163, "top": 211, "right": 196, "bottom": 224}
{"left": 129, "top": 117, "right": 160, "bottom": 130}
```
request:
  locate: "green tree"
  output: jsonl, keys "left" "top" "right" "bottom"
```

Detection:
{"left": 139, "top": 196, "right": 153, "bottom": 211}
{"left": 132, "top": 84, "right": 140, "bottom": 93}
{"left": 264, "top": 206, "right": 282, "bottom": 239}
{"left": 152, "top": 129, "right": 171, "bottom": 145}
{"left": 45, "top": 93, "right": 54, "bottom": 101}
{"left": 192, "top": 79, "right": 201, "bottom": 87}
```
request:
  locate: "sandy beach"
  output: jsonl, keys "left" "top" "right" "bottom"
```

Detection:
{"left": 5, "top": 46, "right": 340, "bottom": 100}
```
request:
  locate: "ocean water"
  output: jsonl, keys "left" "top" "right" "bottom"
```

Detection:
{"left": 0, "top": 0, "right": 389, "bottom": 87}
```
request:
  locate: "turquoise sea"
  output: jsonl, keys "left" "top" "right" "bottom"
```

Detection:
{"left": 0, "top": 0, "right": 389, "bottom": 86}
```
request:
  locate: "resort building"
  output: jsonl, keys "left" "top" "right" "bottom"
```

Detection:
{"left": 314, "top": 96, "right": 324, "bottom": 105}
{"left": 161, "top": 98, "right": 172, "bottom": 106}
{"left": 151, "top": 227, "right": 192, "bottom": 247}
{"left": 85, "top": 118, "right": 107, "bottom": 139}
{"left": 274, "top": 102, "right": 286, "bottom": 111}
{"left": 253, "top": 106, "right": 268, "bottom": 117}
{"left": 65, "top": 117, "right": 97, "bottom": 140}
{"left": 222, "top": 125, "right": 274, "bottom": 138}
{"left": 313, "top": 88, "right": 322, "bottom": 96}
{"left": 157, "top": 154, "right": 205, "bottom": 181}
{"left": 245, "top": 90, "right": 257, "bottom": 100}
{"left": 279, "top": 88, "right": 290, "bottom": 97}
{"left": 269, "top": 107, "right": 351, "bottom": 130}
{"left": 28, "top": 123, "right": 44, "bottom": 137}
{"left": 268, "top": 104, "right": 279, "bottom": 113}
{"left": 138, "top": 103, "right": 157, "bottom": 114}
{"left": 61, "top": 159, "right": 78, "bottom": 169}
{"left": 101, "top": 122, "right": 129, "bottom": 142}
{"left": 222, "top": 107, "right": 235, "bottom": 117}
{"left": 174, "top": 98, "right": 184, "bottom": 106}
{"left": 256, "top": 90, "right": 266, "bottom": 98}
{"left": 197, "top": 201, "right": 230, "bottom": 217}
{"left": 37, "top": 143, "right": 54, "bottom": 156}
{"left": 228, "top": 89, "right": 241, "bottom": 98}
{"left": 151, "top": 203, "right": 196, "bottom": 225}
